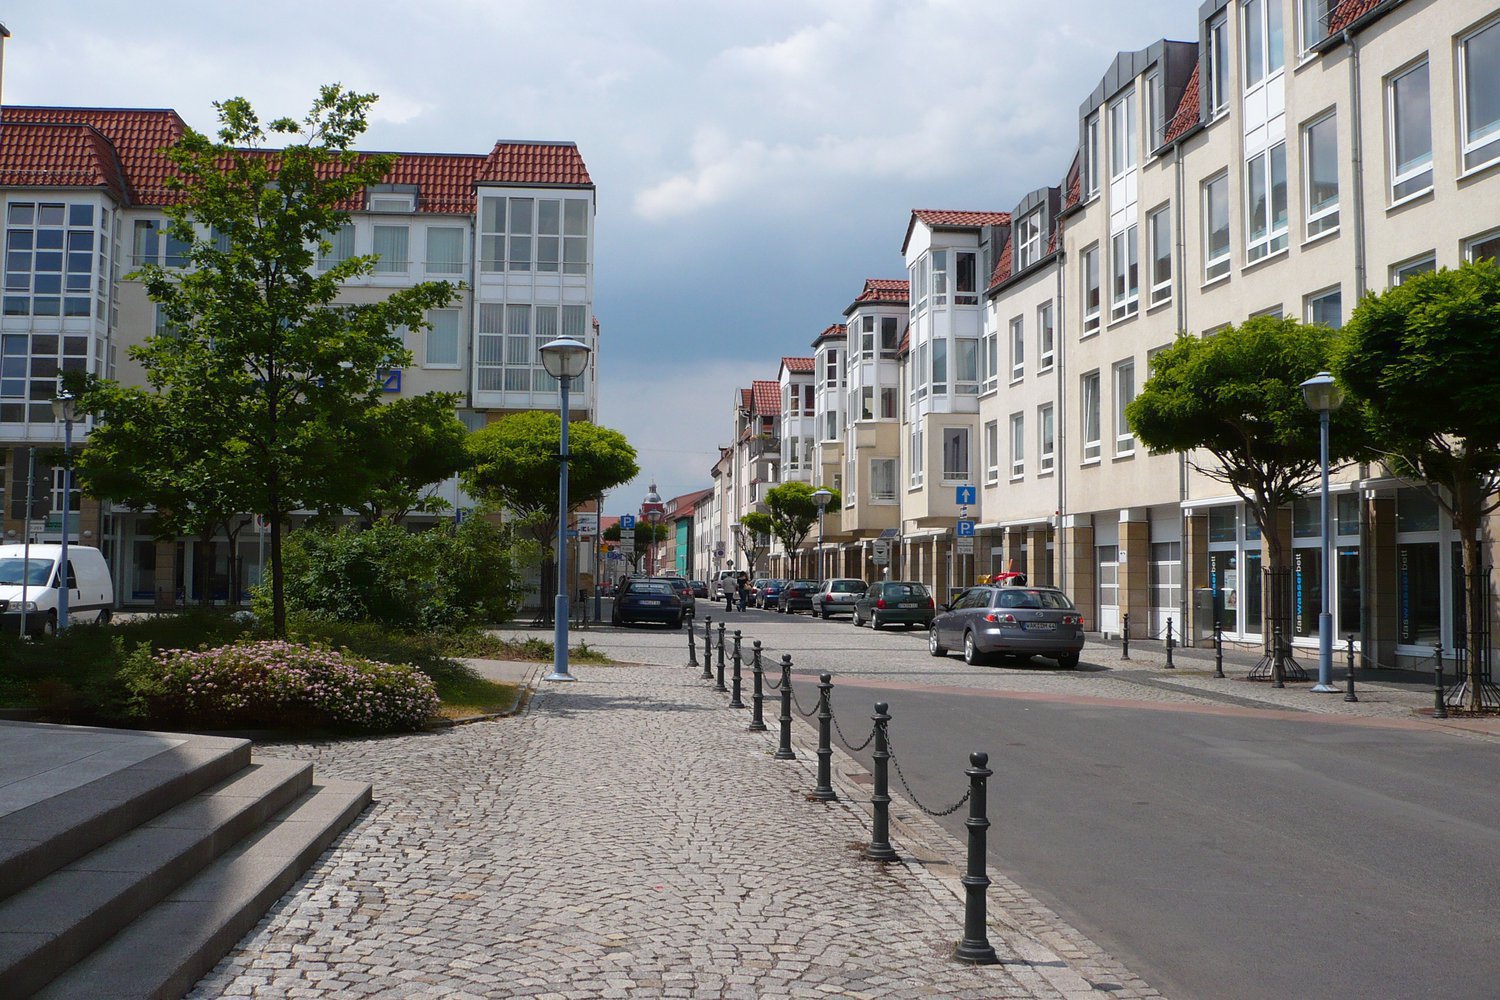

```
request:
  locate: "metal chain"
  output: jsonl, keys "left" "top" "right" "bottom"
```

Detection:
{"left": 831, "top": 711, "right": 876, "bottom": 752}
{"left": 789, "top": 683, "right": 819, "bottom": 718}
{"left": 762, "top": 669, "right": 784, "bottom": 691}
{"left": 885, "top": 733, "right": 972, "bottom": 818}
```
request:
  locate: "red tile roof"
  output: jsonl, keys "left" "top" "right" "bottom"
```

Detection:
{"left": 739, "top": 388, "right": 752, "bottom": 409}
{"left": 812, "top": 323, "right": 847, "bottom": 345}
{"left": 780, "top": 356, "right": 815, "bottom": 374}
{"left": 1162, "top": 64, "right": 1202, "bottom": 145}
{"left": 0, "top": 122, "right": 131, "bottom": 203}
{"left": 896, "top": 326, "right": 911, "bottom": 358}
{"left": 1328, "top": 0, "right": 1383, "bottom": 32}
{"left": 903, "top": 209, "right": 1010, "bottom": 254}
{"left": 1, "top": 106, "right": 592, "bottom": 210}
{"left": 988, "top": 239, "right": 1014, "bottom": 289}
{"left": 855, "top": 278, "right": 909, "bottom": 303}
{"left": 751, "top": 380, "right": 780, "bottom": 414}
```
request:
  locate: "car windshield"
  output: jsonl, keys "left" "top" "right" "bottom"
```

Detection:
{"left": 996, "top": 589, "right": 1075, "bottom": 610}
{"left": 0, "top": 558, "right": 53, "bottom": 586}
{"left": 630, "top": 582, "right": 673, "bottom": 595}
{"left": 831, "top": 580, "right": 864, "bottom": 593}
{"left": 883, "top": 583, "right": 929, "bottom": 598}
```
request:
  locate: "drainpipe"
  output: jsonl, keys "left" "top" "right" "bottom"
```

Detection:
{"left": 1174, "top": 141, "right": 1191, "bottom": 640}
{"left": 1346, "top": 27, "right": 1373, "bottom": 665}
{"left": 1055, "top": 251, "right": 1067, "bottom": 591}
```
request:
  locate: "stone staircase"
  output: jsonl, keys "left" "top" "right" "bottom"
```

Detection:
{"left": 0, "top": 720, "right": 370, "bottom": 999}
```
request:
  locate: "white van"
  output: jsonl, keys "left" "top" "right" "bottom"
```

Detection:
{"left": 0, "top": 544, "right": 114, "bottom": 635}
{"left": 713, "top": 570, "right": 737, "bottom": 598}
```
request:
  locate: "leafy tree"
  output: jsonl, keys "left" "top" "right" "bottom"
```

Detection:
{"left": 110, "top": 86, "right": 458, "bottom": 635}
{"left": 1126, "top": 317, "right": 1363, "bottom": 631}
{"left": 342, "top": 393, "right": 472, "bottom": 525}
{"left": 740, "top": 511, "right": 774, "bottom": 574}
{"left": 462, "top": 410, "right": 638, "bottom": 615}
{"left": 1333, "top": 260, "right": 1500, "bottom": 707}
{"left": 602, "top": 520, "right": 668, "bottom": 572}
{"left": 762, "top": 482, "right": 841, "bottom": 577}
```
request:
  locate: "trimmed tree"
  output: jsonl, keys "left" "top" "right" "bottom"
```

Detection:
{"left": 1126, "top": 316, "right": 1364, "bottom": 644}
{"left": 114, "top": 86, "right": 459, "bottom": 635}
{"left": 740, "top": 511, "right": 774, "bottom": 575}
{"left": 1333, "top": 259, "right": 1500, "bottom": 709}
{"left": 762, "top": 482, "right": 842, "bottom": 577}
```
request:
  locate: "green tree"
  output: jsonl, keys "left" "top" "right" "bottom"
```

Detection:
{"left": 762, "top": 482, "right": 841, "bottom": 578}
{"left": 1333, "top": 260, "right": 1500, "bottom": 708}
{"left": 602, "top": 520, "right": 668, "bottom": 572}
{"left": 739, "top": 511, "right": 774, "bottom": 574}
{"left": 110, "top": 86, "right": 458, "bottom": 635}
{"left": 462, "top": 410, "right": 638, "bottom": 615}
{"left": 341, "top": 393, "right": 472, "bottom": 525}
{"left": 1126, "top": 317, "right": 1363, "bottom": 631}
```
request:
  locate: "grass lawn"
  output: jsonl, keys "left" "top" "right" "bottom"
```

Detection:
{"left": 430, "top": 671, "right": 523, "bottom": 720}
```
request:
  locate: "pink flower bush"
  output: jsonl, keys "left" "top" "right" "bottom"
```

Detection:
{"left": 136, "top": 640, "right": 438, "bottom": 732}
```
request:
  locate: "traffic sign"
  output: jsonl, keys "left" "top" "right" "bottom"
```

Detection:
{"left": 872, "top": 539, "right": 890, "bottom": 565}
{"left": 576, "top": 513, "right": 598, "bottom": 537}
{"left": 620, "top": 514, "right": 636, "bottom": 530}
{"left": 954, "top": 486, "right": 976, "bottom": 506}
{"left": 956, "top": 519, "right": 976, "bottom": 537}
{"left": 956, "top": 537, "right": 975, "bottom": 555}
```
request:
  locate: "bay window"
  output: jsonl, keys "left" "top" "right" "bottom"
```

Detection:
{"left": 956, "top": 338, "right": 979, "bottom": 395}
{"left": 1242, "top": 0, "right": 1284, "bottom": 91}
{"left": 1110, "top": 89, "right": 1138, "bottom": 178}
{"left": 941, "top": 427, "right": 970, "bottom": 483}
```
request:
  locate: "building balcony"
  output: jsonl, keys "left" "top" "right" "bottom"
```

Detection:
{"left": 750, "top": 435, "right": 780, "bottom": 458}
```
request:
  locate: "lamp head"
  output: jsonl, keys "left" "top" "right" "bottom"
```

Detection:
{"left": 811, "top": 487, "right": 833, "bottom": 511}
{"left": 538, "top": 337, "right": 591, "bottom": 379}
{"left": 52, "top": 388, "right": 77, "bottom": 423}
{"left": 1299, "top": 371, "right": 1344, "bottom": 414}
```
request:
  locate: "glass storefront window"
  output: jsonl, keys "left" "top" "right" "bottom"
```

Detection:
{"left": 1336, "top": 493, "right": 1360, "bottom": 536}
{"left": 1398, "top": 541, "right": 1441, "bottom": 644}
{"left": 1208, "top": 551, "right": 1238, "bottom": 629}
{"left": 1244, "top": 552, "right": 1263, "bottom": 633}
{"left": 1209, "top": 506, "right": 1237, "bottom": 542}
{"left": 1338, "top": 546, "right": 1361, "bottom": 637}
{"left": 1397, "top": 488, "right": 1440, "bottom": 532}
{"left": 1244, "top": 509, "right": 1261, "bottom": 540}
{"left": 1293, "top": 497, "right": 1319, "bottom": 537}
{"left": 1293, "top": 548, "right": 1322, "bottom": 637}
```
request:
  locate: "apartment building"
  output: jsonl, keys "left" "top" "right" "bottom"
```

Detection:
{"left": 0, "top": 104, "right": 597, "bottom": 606}
{"left": 837, "top": 282, "right": 906, "bottom": 581}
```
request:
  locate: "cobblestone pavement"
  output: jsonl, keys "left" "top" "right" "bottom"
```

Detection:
{"left": 190, "top": 658, "right": 1151, "bottom": 999}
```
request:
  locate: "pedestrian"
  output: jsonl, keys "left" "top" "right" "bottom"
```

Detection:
{"left": 724, "top": 573, "right": 736, "bottom": 612}
{"left": 736, "top": 571, "right": 749, "bottom": 611}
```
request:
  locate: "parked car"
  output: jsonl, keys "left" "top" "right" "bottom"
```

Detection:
{"left": 612, "top": 578, "right": 685, "bottom": 628}
{"left": 928, "top": 585, "right": 1085, "bottom": 668}
{"left": 749, "top": 578, "right": 769, "bottom": 604}
{"left": 779, "top": 580, "right": 819, "bottom": 614}
{"left": 0, "top": 544, "right": 114, "bottom": 636}
{"left": 813, "top": 578, "right": 867, "bottom": 619}
{"left": 713, "top": 570, "right": 737, "bottom": 598}
{"left": 689, "top": 579, "right": 710, "bottom": 598}
{"left": 853, "top": 580, "right": 935, "bottom": 630}
{"left": 756, "top": 579, "right": 786, "bottom": 609}
{"left": 656, "top": 576, "right": 696, "bottom": 618}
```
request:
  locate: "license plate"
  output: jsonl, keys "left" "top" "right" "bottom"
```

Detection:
{"left": 899, "top": 603, "right": 918, "bottom": 609}
{"left": 640, "top": 600, "right": 660, "bottom": 606}
{"left": 1023, "top": 622, "right": 1055, "bottom": 631}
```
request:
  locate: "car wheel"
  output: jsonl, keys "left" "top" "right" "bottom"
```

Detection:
{"left": 820, "top": 605, "right": 830, "bottom": 619}
{"left": 1058, "top": 652, "right": 1080, "bottom": 670}
{"left": 870, "top": 613, "right": 881, "bottom": 630}
{"left": 96, "top": 608, "right": 113, "bottom": 625}
{"left": 41, "top": 611, "right": 57, "bottom": 638}
{"left": 964, "top": 631, "right": 988, "bottom": 666}
{"left": 928, "top": 628, "right": 947, "bottom": 657}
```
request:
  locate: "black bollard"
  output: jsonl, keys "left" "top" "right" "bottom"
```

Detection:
{"left": 1344, "top": 634, "right": 1358, "bottom": 703}
{"left": 701, "top": 616, "right": 714, "bottom": 681}
{"left": 1434, "top": 643, "right": 1448, "bottom": 719}
{"left": 716, "top": 623, "right": 727, "bottom": 691}
{"left": 687, "top": 616, "right": 699, "bottom": 669}
{"left": 1165, "top": 617, "right": 1175, "bottom": 669}
{"left": 810, "top": 673, "right": 837, "bottom": 801}
{"left": 775, "top": 654, "right": 796, "bottom": 760}
{"left": 864, "top": 702, "right": 898, "bottom": 861}
{"left": 1213, "top": 621, "right": 1225, "bottom": 678}
{"left": 954, "top": 751, "right": 1000, "bottom": 965}
{"left": 1271, "top": 622, "right": 1285, "bottom": 689}
{"left": 749, "top": 641, "right": 768, "bottom": 731}
{"left": 729, "top": 630, "right": 745, "bottom": 707}
{"left": 1121, "top": 612, "right": 1130, "bottom": 660}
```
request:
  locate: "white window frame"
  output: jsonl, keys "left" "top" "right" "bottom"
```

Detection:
{"left": 1110, "top": 224, "right": 1139, "bottom": 321}
{"left": 1204, "top": 172, "right": 1231, "bottom": 282}
{"left": 1460, "top": 17, "right": 1500, "bottom": 174}
{"left": 1242, "top": 0, "right": 1285, "bottom": 92}
{"left": 424, "top": 308, "right": 461, "bottom": 368}
{"left": 1246, "top": 142, "right": 1289, "bottom": 263}
{"left": 984, "top": 420, "right": 1000, "bottom": 484}
{"left": 1109, "top": 88, "right": 1138, "bottom": 179}
{"left": 1038, "top": 301, "right": 1055, "bottom": 373}
{"left": 1082, "top": 371, "right": 1102, "bottom": 464}
{"left": 860, "top": 315, "right": 876, "bottom": 358}
{"left": 932, "top": 250, "right": 949, "bottom": 308}
{"left": 1303, "top": 112, "right": 1340, "bottom": 238}
{"left": 1305, "top": 286, "right": 1342, "bottom": 329}
{"left": 982, "top": 324, "right": 999, "bottom": 394}
{"left": 1391, "top": 252, "right": 1436, "bottom": 285}
{"left": 1017, "top": 211, "right": 1043, "bottom": 270}
{"left": 1207, "top": 13, "right": 1230, "bottom": 117}
{"left": 1298, "top": 0, "right": 1331, "bottom": 56}
{"left": 910, "top": 426, "right": 923, "bottom": 487}
{"left": 1388, "top": 60, "right": 1434, "bottom": 203}
{"left": 940, "top": 427, "right": 969, "bottom": 484}
{"left": 1148, "top": 205, "right": 1172, "bottom": 305}
{"left": 1009, "top": 413, "right": 1026, "bottom": 480}
{"left": 1039, "top": 403, "right": 1055, "bottom": 474}
{"left": 372, "top": 224, "right": 409, "bottom": 274}
{"left": 1114, "top": 360, "right": 1136, "bottom": 456}
{"left": 1465, "top": 228, "right": 1500, "bottom": 263}
{"left": 1009, "top": 316, "right": 1025, "bottom": 382}
{"left": 871, "top": 458, "right": 898, "bottom": 502}
{"left": 1082, "top": 244, "right": 1101, "bottom": 334}
{"left": 1084, "top": 112, "right": 1102, "bottom": 199}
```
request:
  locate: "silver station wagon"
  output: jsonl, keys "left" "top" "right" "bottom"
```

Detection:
{"left": 928, "top": 585, "right": 1085, "bottom": 668}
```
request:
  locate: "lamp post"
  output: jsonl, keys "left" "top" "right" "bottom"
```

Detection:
{"left": 51, "top": 389, "right": 77, "bottom": 632}
{"left": 812, "top": 487, "right": 832, "bottom": 581}
{"left": 642, "top": 482, "right": 664, "bottom": 575}
{"left": 1300, "top": 371, "right": 1344, "bottom": 692}
{"left": 539, "top": 336, "right": 592, "bottom": 682}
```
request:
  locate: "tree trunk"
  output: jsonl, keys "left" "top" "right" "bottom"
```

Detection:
{"left": 270, "top": 500, "right": 285, "bottom": 638}
{"left": 197, "top": 527, "right": 214, "bottom": 607}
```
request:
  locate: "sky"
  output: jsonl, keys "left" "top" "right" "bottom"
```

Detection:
{"left": 3, "top": 0, "right": 1198, "bottom": 515}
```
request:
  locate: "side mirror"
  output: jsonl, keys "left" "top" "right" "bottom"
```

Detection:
{"left": 939, "top": 603, "right": 952, "bottom": 613}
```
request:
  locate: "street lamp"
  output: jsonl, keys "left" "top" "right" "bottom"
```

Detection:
{"left": 812, "top": 487, "right": 832, "bottom": 581}
{"left": 539, "top": 336, "right": 592, "bottom": 682}
{"left": 642, "top": 482, "right": 664, "bottom": 575}
{"left": 1300, "top": 371, "right": 1344, "bottom": 693}
{"left": 51, "top": 389, "right": 77, "bottom": 631}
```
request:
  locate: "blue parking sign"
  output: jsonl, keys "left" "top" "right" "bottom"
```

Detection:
{"left": 956, "top": 519, "right": 976, "bottom": 537}
{"left": 620, "top": 514, "right": 636, "bottom": 530}
{"left": 954, "top": 486, "right": 976, "bottom": 506}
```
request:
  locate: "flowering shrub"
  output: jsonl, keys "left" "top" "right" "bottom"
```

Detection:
{"left": 125, "top": 640, "right": 439, "bottom": 733}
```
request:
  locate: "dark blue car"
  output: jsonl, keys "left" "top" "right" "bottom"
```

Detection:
{"left": 612, "top": 579, "right": 685, "bottom": 628}
{"left": 756, "top": 579, "right": 786, "bottom": 609}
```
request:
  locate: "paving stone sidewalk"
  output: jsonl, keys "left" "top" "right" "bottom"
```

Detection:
{"left": 189, "top": 662, "right": 1152, "bottom": 999}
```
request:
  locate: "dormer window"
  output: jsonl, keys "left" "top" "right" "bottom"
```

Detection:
{"left": 1016, "top": 212, "right": 1043, "bottom": 271}
{"left": 367, "top": 190, "right": 417, "bottom": 213}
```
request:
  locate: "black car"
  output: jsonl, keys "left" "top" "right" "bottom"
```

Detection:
{"left": 612, "top": 578, "right": 685, "bottom": 628}
{"left": 779, "top": 580, "right": 819, "bottom": 614}
{"left": 928, "top": 585, "right": 1085, "bottom": 667}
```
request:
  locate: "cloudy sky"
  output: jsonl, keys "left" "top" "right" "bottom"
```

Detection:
{"left": 4, "top": 0, "right": 1197, "bottom": 514}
